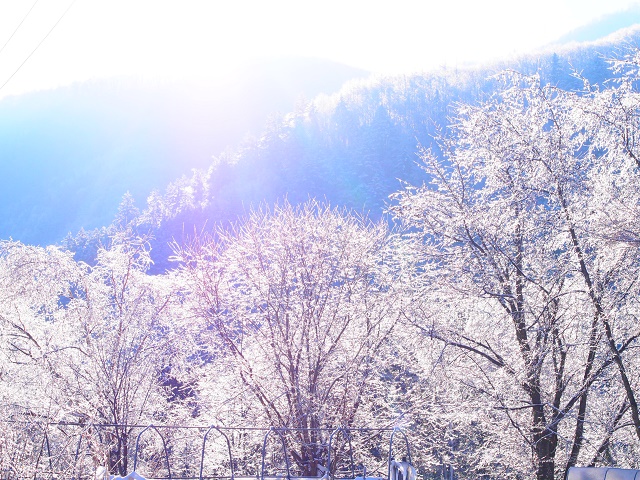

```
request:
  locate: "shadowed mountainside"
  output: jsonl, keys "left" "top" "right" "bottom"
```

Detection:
{"left": 0, "top": 57, "right": 368, "bottom": 245}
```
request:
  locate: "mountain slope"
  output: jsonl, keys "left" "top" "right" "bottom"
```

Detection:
{"left": 115, "top": 27, "right": 640, "bottom": 273}
{"left": 0, "top": 58, "right": 368, "bottom": 245}
{"left": 10, "top": 26, "right": 640, "bottom": 270}
{"left": 557, "top": 7, "right": 640, "bottom": 43}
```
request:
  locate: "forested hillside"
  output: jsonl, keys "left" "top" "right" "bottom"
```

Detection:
{"left": 0, "top": 57, "right": 367, "bottom": 245}
{"left": 63, "top": 27, "right": 634, "bottom": 272}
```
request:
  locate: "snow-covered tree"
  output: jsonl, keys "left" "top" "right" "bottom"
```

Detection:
{"left": 391, "top": 66, "right": 640, "bottom": 480}
{"left": 0, "top": 239, "right": 193, "bottom": 476}
{"left": 174, "top": 200, "right": 402, "bottom": 476}
{"left": 0, "top": 241, "right": 81, "bottom": 477}
{"left": 54, "top": 239, "right": 193, "bottom": 474}
{"left": 113, "top": 192, "right": 140, "bottom": 230}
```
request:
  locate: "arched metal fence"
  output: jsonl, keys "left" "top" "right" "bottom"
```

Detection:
{"left": 0, "top": 422, "right": 414, "bottom": 480}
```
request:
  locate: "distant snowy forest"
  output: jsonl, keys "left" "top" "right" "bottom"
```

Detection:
{"left": 3, "top": 28, "right": 640, "bottom": 480}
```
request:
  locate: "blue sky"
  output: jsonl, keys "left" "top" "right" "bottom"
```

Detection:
{"left": 0, "top": 0, "right": 639, "bottom": 98}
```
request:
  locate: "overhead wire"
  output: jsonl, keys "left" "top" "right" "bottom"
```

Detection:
{"left": 0, "top": 0, "right": 40, "bottom": 57}
{"left": 0, "top": 0, "right": 77, "bottom": 93}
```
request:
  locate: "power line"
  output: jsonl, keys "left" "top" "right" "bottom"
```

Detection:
{"left": 0, "top": 0, "right": 77, "bottom": 93}
{"left": 0, "top": 0, "right": 40, "bottom": 57}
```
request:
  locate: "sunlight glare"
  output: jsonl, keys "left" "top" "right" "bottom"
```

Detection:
{"left": 0, "top": 0, "right": 639, "bottom": 98}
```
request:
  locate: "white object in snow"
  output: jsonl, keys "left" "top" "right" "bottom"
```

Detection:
{"left": 109, "top": 471, "right": 147, "bottom": 480}
{"left": 566, "top": 467, "right": 640, "bottom": 480}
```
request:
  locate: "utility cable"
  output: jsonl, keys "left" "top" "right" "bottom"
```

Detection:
{"left": 0, "top": 0, "right": 40, "bottom": 57}
{"left": 0, "top": 0, "right": 77, "bottom": 93}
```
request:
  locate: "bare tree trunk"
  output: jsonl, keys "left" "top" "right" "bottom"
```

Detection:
{"left": 532, "top": 392, "right": 558, "bottom": 480}
{"left": 589, "top": 400, "right": 629, "bottom": 467}
{"left": 566, "top": 314, "right": 599, "bottom": 471}
{"left": 562, "top": 202, "right": 640, "bottom": 444}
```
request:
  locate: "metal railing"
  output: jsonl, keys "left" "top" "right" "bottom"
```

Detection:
{"left": 0, "top": 422, "right": 411, "bottom": 480}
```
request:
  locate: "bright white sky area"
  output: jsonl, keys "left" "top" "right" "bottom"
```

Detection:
{"left": 0, "top": 0, "right": 639, "bottom": 99}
